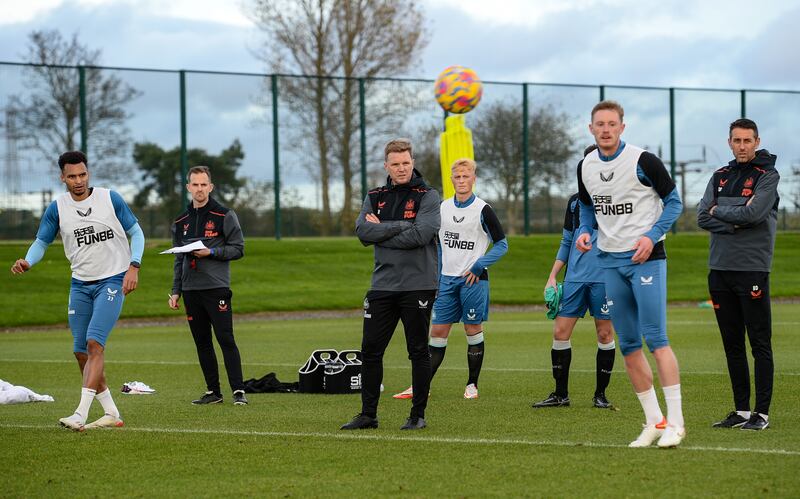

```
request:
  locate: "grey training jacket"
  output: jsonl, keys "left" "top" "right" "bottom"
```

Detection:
{"left": 697, "top": 149, "right": 779, "bottom": 273}
{"left": 356, "top": 171, "right": 440, "bottom": 292}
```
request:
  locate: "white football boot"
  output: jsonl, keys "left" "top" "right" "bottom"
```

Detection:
{"left": 84, "top": 414, "right": 124, "bottom": 430}
{"left": 463, "top": 383, "right": 479, "bottom": 399}
{"left": 657, "top": 425, "right": 686, "bottom": 448}
{"left": 392, "top": 386, "right": 414, "bottom": 400}
{"left": 58, "top": 413, "right": 85, "bottom": 432}
{"left": 628, "top": 417, "right": 667, "bottom": 448}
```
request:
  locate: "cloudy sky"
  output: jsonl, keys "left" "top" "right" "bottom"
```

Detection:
{"left": 1, "top": 0, "right": 798, "bottom": 209}
{"left": 2, "top": 0, "right": 798, "bottom": 87}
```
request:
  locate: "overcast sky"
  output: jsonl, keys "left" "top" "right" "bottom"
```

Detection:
{"left": 1, "top": 0, "right": 798, "bottom": 88}
{"left": 1, "top": 0, "right": 798, "bottom": 210}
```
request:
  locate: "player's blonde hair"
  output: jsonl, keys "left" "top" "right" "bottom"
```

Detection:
{"left": 450, "top": 158, "right": 476, "bottom": 175}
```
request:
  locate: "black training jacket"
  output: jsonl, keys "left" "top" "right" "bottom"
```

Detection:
{"left": 171, "top": 196, "right": 244, "bottom": 293}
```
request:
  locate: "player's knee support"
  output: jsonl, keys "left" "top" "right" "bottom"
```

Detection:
{"left": 552, "top": 339, "right": 571, "bottom": 350}
{"left": 429, "top": 336, "right": 448, "bottom": 348}
{"left": 467, "top": 331, "right": 484, "bottom": 345}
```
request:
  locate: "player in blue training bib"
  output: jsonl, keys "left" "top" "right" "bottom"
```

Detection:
{"left": 393, "top": 158, "right": 508, "bottom": 401}
{"left": 532, "top": 170, "right": 617, "bottom": 410}
{"left": 11, "top": 151, "right": 145, "bottom": 432}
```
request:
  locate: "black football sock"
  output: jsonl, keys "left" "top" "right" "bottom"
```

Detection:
{"left": 595, "top": 341, "right": 615, "bottom": 396}
{"left": 429, "top": 337, "right": 448, "bottom": 381}
{"left": 552, "top": 340, "right": 572, "bottom": 397}
{"left": 466, "top": 332, "right": 485, "bottom": 386}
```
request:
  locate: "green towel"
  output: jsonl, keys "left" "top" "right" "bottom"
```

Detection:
{"left": 544, "top": 283, "right": 563, "bottom": 320}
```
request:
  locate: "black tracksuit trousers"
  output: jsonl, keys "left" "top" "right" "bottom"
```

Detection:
{"left": 361, "top": 289, "right": 436, "bottom": 419}
{"left": 708, "top": 270, "right": 773, "bottom": 415}
{"left": 183, "top": 288, "right": 245, "bottom": 394}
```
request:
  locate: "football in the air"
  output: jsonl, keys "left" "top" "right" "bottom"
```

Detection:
{"left": 434, "top": 65, "right": 483, "bottom": 114}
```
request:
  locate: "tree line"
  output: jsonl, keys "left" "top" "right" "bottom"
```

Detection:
{"left": 2, "top": 3, "right": 587, "bottom": 237}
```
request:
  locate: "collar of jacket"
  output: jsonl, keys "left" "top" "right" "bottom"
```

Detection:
{"left": 727, "top": 149, "right": 777, "bottom": 170}
{"left": 385, "top": 168, "right": 426, "bottom": 190}
{"left": 187, "top": 196, "right": 221, "bottom": 215}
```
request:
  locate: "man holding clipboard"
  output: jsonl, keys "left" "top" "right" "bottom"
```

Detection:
{"left": 168, "top": 166, "right": 247, "bottom": 406}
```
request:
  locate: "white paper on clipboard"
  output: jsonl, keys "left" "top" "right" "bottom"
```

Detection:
{"left": 159, "top": 240, "right": 207, "bottom": 254}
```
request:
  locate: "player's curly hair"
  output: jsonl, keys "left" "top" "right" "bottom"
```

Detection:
{"left": 57, "top": 151, "right": 88, "bottom": 171}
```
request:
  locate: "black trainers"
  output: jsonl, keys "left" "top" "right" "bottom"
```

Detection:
{"left": 741, "top": 413, "right": 769, "bottom": 431}
{"left": 532, "top": 392, "right": 570, "bottom": 408}
{"left": 233, "top": 390, "right": 248, "bottom": 406}
{"left": 192, "top": 391, "right": 223, "bottom": 405}
{"left": 592, "top": 393, "right": 613, "bottom": 409}
{"left": 712, "top": 411, "right": 748, "bottom": 428}
{"left": 400, "top": 417, "right": 427, "bottom": 430}
{"left": 340, "top": 414, "right": 378, "bottom": 430}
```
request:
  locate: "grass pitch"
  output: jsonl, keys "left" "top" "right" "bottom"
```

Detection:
{"left": 2, "top": 305, "right": 799, "bottom": 497}
{"left": 1, "top": 232, "right": 800, "bottom": 327}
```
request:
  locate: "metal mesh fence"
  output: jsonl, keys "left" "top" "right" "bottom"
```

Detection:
{"left": 1, "top": 61, "right": 798, "bottom": 240}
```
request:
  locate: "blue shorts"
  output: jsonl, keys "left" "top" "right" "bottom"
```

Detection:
{"left": 603, "top": 259, "right": 668, "bottom": 356}
{"left": 432, "top": 275, "right": 489, "bottom": 325}
{"left": 68, "top": 272, "right": 126, "bottom": 353}
{"left": 557, "top": 281, "right": 610, "bottom": 320}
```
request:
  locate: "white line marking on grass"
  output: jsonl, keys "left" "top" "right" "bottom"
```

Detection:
{"left": 2, "top": 358, "right": 800, "bottom": 376}
{"left": 495, "top": 320, "right": 800, "bottom": 327}
{"left": 1, "top": 423, "right": 799, "bottom": 456}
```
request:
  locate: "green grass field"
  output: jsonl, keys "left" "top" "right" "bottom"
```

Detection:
{"left": 1, "top": 233, "right": 799, "bottom": 327}
{"left": 2, "top": 305, "right": 799, "bottom": 497}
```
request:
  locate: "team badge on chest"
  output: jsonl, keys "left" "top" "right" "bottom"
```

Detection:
{"left": 204, "top": 219, "right": 219, "bottom": 238}
{"left": 403, "top": 199, "right": 416, "bottom": 219}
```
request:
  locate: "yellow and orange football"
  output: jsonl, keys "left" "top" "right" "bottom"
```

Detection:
{"left": 434, "top": 65, "right": 483, "bottom": 114}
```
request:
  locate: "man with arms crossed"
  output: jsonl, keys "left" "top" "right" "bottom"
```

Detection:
{"left": 697, "top": 118, "right": 779, "bottom": 431}
{"left": 576, "top": 101, "right": 685, "bottom": 448}
{"left": 342, "top": 138, "right": 440, "bottom": 431}
{"left": 393, "top": 158, "right": 507, "bottom": 400}
{"left": 169, "top": 166, "right": 247, "bottom": 406}
{"left": 11, "top": 151, "right": 144, "bottom": 431}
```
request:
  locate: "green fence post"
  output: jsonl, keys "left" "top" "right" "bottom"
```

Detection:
{"left": 272, "top": 74, "right": 281, "bottom": 240}
{"left": 522, "top": 83, "right": 530, "bottom": 235}
{"left": 669, "top": 87, "right": 677, "bottom": 234}
{"left": 782, "top": 207, "right": 787, "bottom": 231}
{"left": 179, "top": 71, "right": 188, "bottom": 208}
{"left": 741, "top": 89, "right": 747, "bottom": 118}
{"left": 359, "top": 78, "right": 367, "bottom": 200}
{"left": 79, "top": 66, "right": 87, "bottom": 153}
{"left": 599, "top": 85, "right": 605, "bottom": 101}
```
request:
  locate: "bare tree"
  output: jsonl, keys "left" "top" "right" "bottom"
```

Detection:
{"left": 472, "top": 101, "right": 577, "bottom": 233}
{"left": 5, "top": 30, "right": 140, "bottom": 182}
{"left": 247, "top": 0, "right": 429, "bottom": 235}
